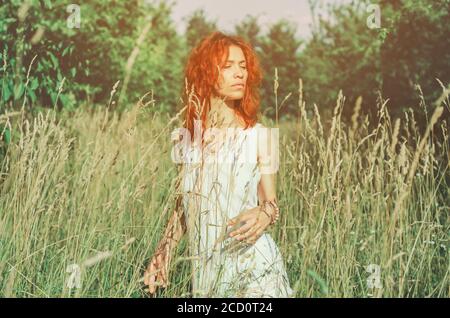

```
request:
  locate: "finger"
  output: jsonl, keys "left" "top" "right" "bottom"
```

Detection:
{"left": 228, "top": 211, "right": 253, "bottom": 226}
{"left": 160, "top": 262, "right": 167, "bottom": 286}
{"left": 162, "top": 254, "right": 170, "bottom": 285}
{"left": 234, "top": 221, "right": 261, "bottom": 241}
{"left": 241, "top": 224, "right": 263, "bottom": 242}
{"left": 146, "top": 287, "right": 156, "bottom": 296}
{"left": 246, "top": 227, "right": 264, "bottom": 244}
{"left": 229, "top": 219, "right": 256, "bottom": 237}
{"left": 155, "top": 256, "right": 165, "bottom": 282}
{"left": 149, "top": 271, "right": 164, "bottom": 293}
{"left": 162, "top": 272, "right": 168, "bottom": 288}
{"left": 144, "top": 262, "right": 156, "bottom": 285}
{"left": 150, "top": 271, "right": 163, "bottom": 294}
{"left": 228, "top": 217, "right": 238, "bottom": 226}
{"left": 148, "top": 275, "right": 156, "bottom": 294}
{"left": 235, "top": 224, "right": 259, "bottom": 241}
{"left": 144, "top": 268, "right": 149, "bottom": 286}
{"left": 157, "top": 261, "right": 168, "bottom": 286}
{"left": 147, "top": 263, "right": 160, "bottom": 292}
{"left": 155, "top": 275, "right": 162, "bottom": 290}
{"left": 144, "top": 270, "right": 150, "bottom": 286}
{"left": 164, "top": 259, "right": 171, "bottom": 288}
{"left": 163, "top": 250, "right": 171, "bottom": 267}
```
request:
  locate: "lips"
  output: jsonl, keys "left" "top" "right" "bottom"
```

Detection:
{"left": 232, "top": 83, "right": 245, "bottom": 88}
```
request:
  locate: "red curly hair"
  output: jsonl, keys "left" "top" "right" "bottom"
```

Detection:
{"left": 181, "top": 31, "right": 263, "bottom": 142}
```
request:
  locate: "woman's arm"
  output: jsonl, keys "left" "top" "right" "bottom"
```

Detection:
{"left": 156, "top": 195, "right": 187, "bottom": 253}
{"left": 257, "top": 173, "right": 276, "bottom": 204}
{"left": 257, "top": 124, "right": 281, "bottom": 227}
{"left": 158, "top": 153, "right": 188, "bottom": 251}
{"left": 144, "top": 194, "right": 186, "bottom": 294}
{"left": 227, "top": 124, "right": 280, "bottom": 243}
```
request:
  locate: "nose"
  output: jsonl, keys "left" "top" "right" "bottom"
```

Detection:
{"left": 233, "top": 65, "right": 244, "bottom": 78}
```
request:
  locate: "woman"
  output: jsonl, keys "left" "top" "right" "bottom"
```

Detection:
{"left": 144, "top": 31, "right": 293, "bottom": 298}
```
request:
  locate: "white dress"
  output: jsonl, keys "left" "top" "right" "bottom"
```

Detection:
{"left": 177, "top": 123, "right": 294, "bottom": 298}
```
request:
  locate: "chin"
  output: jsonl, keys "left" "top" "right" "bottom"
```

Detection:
{"left": 226, "top": 93, "right": 244, "bottom": 100}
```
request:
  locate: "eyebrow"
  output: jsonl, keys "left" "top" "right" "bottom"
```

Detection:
{"left": 225, "top": 60, "right": 246, "bottom": 63}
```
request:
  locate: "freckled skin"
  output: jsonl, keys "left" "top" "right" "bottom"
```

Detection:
{"left": 214, "top": 45, "right": 248, "bottom": 104}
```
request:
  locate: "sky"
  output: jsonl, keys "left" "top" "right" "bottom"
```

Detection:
{"left": 149, "top": 0, "right": 353, "bottom": 40}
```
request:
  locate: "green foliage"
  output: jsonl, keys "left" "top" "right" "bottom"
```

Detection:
{"left": 234, "top": 17, "right": 303, "bottom": 120}
{"left": 235, "top": 15, "right": 263, "bottom": 51}
{"left": 0, "top": 0, "right": 184, "bottom": 113}
{"left": 299, "top": 0, "right": 449, "bottom": 126}
{"left": 0, "top": 1, "right": 79, "bottom": 111}
{"left": 380, "top": 0, "right": 450, "bottom": 121}
{"left": 185, "top": 9, "right": 218, "bottom": 52}
{"left": 0, "top": 0, "right": 448, "bottom": 132}
{"left": 259, "top": 20, "right": 303, "bottom": 119}
{"left": 299, "top": 0, "right": 384, "bottom": 121}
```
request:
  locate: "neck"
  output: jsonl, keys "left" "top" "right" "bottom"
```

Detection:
{"left": 208, "top": 97, "right": 243, "bottom": 128}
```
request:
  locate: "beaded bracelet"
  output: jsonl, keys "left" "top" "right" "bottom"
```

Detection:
{"left": 260, "top": 199, "right": 280, "bottom": 225}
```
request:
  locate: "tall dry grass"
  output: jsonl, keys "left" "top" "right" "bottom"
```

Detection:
{"left": 0, "top": 82, "right": 448, "bottom": 297}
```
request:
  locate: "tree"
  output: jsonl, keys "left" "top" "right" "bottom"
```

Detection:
{"left": 299, "top": 0, "right": 383, "bottom": 122}
{"left": 259, "top": 19, "right": 303, "bottom": 119}
{"left": 298, "top": 0, "right": 449, "bottom": 129}
{"left": 234, "top": 15, "right": 263, "bottom": 55}
{"left": 184, "top": 9, "right": 217, "bottom": 52}
{"left": 0, "top": 0, "right": 184, "bottom": 112}
{"left": 380, "top": 0, "right": 450, "bottom": 122}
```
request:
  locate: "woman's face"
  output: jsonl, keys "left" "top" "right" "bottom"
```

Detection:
{"left": 214, "top": 45, "right": 248, "bottom": 101}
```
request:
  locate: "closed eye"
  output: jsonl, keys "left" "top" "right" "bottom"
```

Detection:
{"left": 223, "top": 64, "right": 246, "bottom": 69}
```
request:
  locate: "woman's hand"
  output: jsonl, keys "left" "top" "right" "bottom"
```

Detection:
{"left": 227, "top": 206, "right": 272, "bottom": 245}
{"left": 143, "top": 241, "right": 172, "bottom": 295}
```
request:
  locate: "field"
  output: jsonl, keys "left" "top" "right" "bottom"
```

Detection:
{"left": 0, "top": 87, "right": 448, "bottom": 298}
